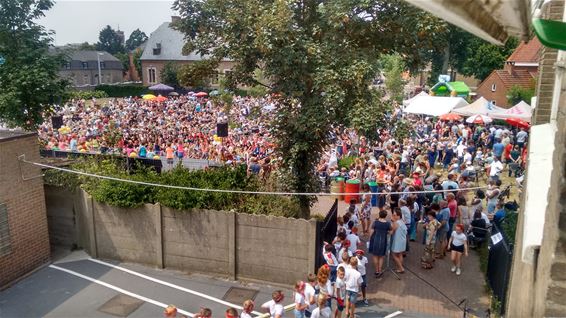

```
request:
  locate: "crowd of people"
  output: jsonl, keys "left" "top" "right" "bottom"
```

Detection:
{"left": 42, "top": 94, "right": 526, "bottom": 318}
{"left": 38, "top": 94, "right": 277, "bottom": 167}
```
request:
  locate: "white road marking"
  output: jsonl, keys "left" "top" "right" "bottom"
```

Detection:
{"left": 384, "top": 310, "right": 403, "bottom": 318}
{"left": 49, "top": 264, "right": 194, "bottom": 317}
{"left": 88, "top": 258, "right": 263, "bottom": 315}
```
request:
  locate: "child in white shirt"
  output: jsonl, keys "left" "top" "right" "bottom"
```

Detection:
{"left": 355, "top": 249, "right": 369, "bottom": 305}
{"left": 310, "top": 294, "right": 332, "bottom": 318}
{"left": 334, "top": 267, "right": 347, "bottom": 318}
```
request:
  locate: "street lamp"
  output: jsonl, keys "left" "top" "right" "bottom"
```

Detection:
{"left": 97, "top": 52, "right": 104, "bottom": 85}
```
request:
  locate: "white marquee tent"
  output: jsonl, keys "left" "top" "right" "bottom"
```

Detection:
{"left": 451, "top": 96, "right": 505, "bottom": 116}
{"left": 403, "top": 96, "right": 469, "bottom": 117}
{"left": 402, "top": 91, "right": 428, "bottom": 107}
{"left": 489, "top": 101, "right": 533, "bottom": 122}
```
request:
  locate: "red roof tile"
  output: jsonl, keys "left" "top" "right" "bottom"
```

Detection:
{"left": 495, "top": 69, "right": 536, "bottom": 89}
{"left": 506, "top": 37, "right": 542, "bottom": 63}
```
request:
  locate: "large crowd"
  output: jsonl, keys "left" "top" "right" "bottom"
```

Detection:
{"left": 40, "top": 94, "right": 527, "bottom": 318}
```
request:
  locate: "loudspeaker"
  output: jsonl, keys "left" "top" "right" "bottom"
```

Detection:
{"left": 217, "top": 122, "right": 228, "bottom": 137}
{"left": 52, "top": 116, "right": 63, "bottom": 129}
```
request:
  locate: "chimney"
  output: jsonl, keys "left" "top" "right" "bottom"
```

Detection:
{"left": 171, "top": 16, "right": 180, "bottom": 23}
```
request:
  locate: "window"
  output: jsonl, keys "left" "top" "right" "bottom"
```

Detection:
{"left": 83, "top": 74, "right": 90, "bottom": 85}
{"left": 100, "top": 62, "right": 106, "bottom": 69}
{"left": 491, "top": 100, "right": 497, "bottom": 106}
{"left": 148, "top": 67, "right": 157, "bottom": 84}
{"left": 82, "top": 62, "right": 88, "bottom": 69}
{"left": 0, "top": 203, "right": 12, "bottom": 257}
{"left": 64, "top": 62, "right": 71, "bottom": 70}
{"left": 491, "top": 83, "right": 496, "bottom": 92}
{"left": 106, "top": 74, "right": 111, "bottom": 83}
{"left": 224, "top": 69, "right": 233, "bottom": 77}
{"left": 210, "top": 71, "right": 219, "bottom": 85}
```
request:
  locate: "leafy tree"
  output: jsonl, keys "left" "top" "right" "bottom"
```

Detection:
{"left": 178, "top": 59, "right": 218, "bottom": 87}
{"left": 0, "top": 0, "right": 68, "bottom": 129}
{"left": 115, "top": 52, "right": 130, "bottom": 72}
{"left": 426, "top": 24, "right": 475, "bottom": 84}
{"left": 132, "top": 48, "right": 143, "bottom": 79}
{"left": 380, "top": 53, "right": 406, "bottom": 103}
{"left": 125, "top": 29, "right": 148, "bottom": 51}
{"left": 173, "top": 0, "right": 444, "bottom": 218}
{"left": 160, "top": 61, "right": 179, "bottom": 86}
{"left": 460, "top": 37, "right": 519, "bottom": 81}
{"left": 507, "top": 84, "right": 535, "bottom": 106}
{"left": 346, "top": 90, "right": 390, "bottom": 141}
{"left": 96, "top": 25, "right": 124, "bottom": 55}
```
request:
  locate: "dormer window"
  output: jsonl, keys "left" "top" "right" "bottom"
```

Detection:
{"left": 153, "top": 42, "right": 161, "bottom": 55}
{"left": 82, "top": 62, "right": 88, "bottom": 69}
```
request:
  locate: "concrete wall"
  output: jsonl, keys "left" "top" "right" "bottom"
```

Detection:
{"left": 44, "top": 187, "right": 316, "bottom": 285}
{"left": 0, "top": 133, "right": 51, "bottom": 288}
{"left": 507, "top": 2, "right": 566, "bottom": 315}
{"left": 45, "top": 185, "right": 78, "bottom": 248}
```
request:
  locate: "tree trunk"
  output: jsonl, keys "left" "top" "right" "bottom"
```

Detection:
{"left": 441, "top": 45, "right": 450, "bottom": 75}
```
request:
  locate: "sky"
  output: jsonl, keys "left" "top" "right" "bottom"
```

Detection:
{"left": 38, "top": 0, "right": 177, "bottom": 46}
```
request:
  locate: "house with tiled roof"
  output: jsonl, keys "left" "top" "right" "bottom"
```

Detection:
{"left": 476, "top": 37, "right": 541, "bottom": 108}
{"left": 140, "top": 17, "right": 235, "bottom": 87}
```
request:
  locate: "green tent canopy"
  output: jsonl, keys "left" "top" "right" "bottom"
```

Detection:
{"left": 430, "top": 81, "right": 470, "bottom": 98}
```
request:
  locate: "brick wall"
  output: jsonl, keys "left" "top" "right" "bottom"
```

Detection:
{"left": 475, "top": 72, "right": 510, "bottom": 107}
{"left": 0, "top": 133, "right": 50, "bottom": 288}
{"left": 141, "top": 60, "right": 236, "bottom": 87}
{"left": 533, "top": 0, "right": 565, "bottom": 124}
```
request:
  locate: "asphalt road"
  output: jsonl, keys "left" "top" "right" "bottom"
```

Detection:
{"left": 0, "top": 251, "right": 434, "bottom": 318}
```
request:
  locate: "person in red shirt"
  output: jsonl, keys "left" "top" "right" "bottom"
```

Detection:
{"left": 446, "top": 192, "right": 458, "bottom": 234}
{"left": 503, "top": 142, "right": 513, "bottom": 163}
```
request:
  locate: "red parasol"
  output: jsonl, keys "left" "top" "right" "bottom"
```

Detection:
{"left": 195, "top": 92, "right": 208, "bottom": 97}
{"left": 439, "top": 113, "right": 462, "bottom": 121}
{"left": 155, "top": 95, "right": 168, "bottom": 102}
{"left": 505, "top": 118, "right": 530, "bottom": 129}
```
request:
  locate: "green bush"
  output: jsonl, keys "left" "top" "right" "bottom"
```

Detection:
{"left": 67, "top": 90, "right": 108, "bottom": 100}
{"left": 501, "top": 212, "right": 518, "bottom": 245}
{"left": 95, "top": 84, "right": 150, "bottom": 97}
{"left": 338, "top": 156, "right": 356, "bottom": 169}
{"left": 48, "top": 158, "right": 301, "bottom": 217}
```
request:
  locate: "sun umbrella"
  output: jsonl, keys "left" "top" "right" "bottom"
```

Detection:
{"left": 505, "top": 118, "right": 530, "bottom": 129}
{"left": 168, "top": 91, "right": 179, "bottom": 96}
{"left": 155, "top": 95, "right": 168, "bottom": 102}
{"left": 148, "top": 83, "right": 174, "bottom": 91}
{"left": 439, "top": 113, "right": 462, "bottom": 121}
{"left": 466, "top": 114, "right": 492, "bottom": 125}
{"left": 142, "top": 94, "right": 156, "bottom": 100}
{"left": 195, "top": 92, "right": 208, "bottom": 97}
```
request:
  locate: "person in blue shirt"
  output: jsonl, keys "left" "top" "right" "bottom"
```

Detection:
{"left": 492, "top": 139, "right": 505, "bottom": 159}
{"left": 138, "top": 144, "right": 147, "bottom": 158}
{"left": 493, "top": 202, "right": 506, "bottom": 225}
{"left": 436, "top": 201, "right": 450, "bottom": 258}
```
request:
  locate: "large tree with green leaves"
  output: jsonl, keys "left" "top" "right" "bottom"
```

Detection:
{"left": 460, "top": 37, "right": 519, "bottom": 81}
{"left": 125, "top": 29, "right": 148, "bottom": 51}
{"left": 96, "top": 25, "right": 125, "bottom": 55}
{"left": 161, "top": 61, "right": 179, "bottom": 87}
{"left": 173, "top": 0, "right": 444, "bottom": 217}
{"left": 0, "top": 0, "right": 67, "bottom": 129}
{"left": 380, "top": 53, "right": 406, "bottom": 103}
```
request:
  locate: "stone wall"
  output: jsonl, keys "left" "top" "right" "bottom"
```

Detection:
{"left": 0, "top": 132, "right": 50, "bottom": 288}
{"left": 44, "top": 187, "right": 317, "bottom": 285}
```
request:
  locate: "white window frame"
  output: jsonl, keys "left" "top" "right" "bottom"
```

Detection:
{"left": 491, "top": 83, "right": 496, "bottom": 92}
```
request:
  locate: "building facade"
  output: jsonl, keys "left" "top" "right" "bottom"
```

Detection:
{"left": 476, "top": 37, "right": 541, "bottom": 108}
{"left": 59, "top": 50, "right": 123, "bottom": 87}
{"left": 0, "top": 131, "right": 50, "bottom": 288}
{"left": 140, "top": 17, "right": 235, "bottom": 87}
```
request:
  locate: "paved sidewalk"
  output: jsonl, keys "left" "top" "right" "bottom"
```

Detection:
{"left": 313, "top": 196, "right": 490, "bottom": 318}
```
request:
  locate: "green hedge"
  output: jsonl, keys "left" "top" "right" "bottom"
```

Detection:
{"left": 44, "top": 158, "right": 301, "bottom": 218}
{"left": 95, "top": 84, "right": 150, "bottom": 97}
{"left": 67, "top": 90, "right": 108, "bottom": 100}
